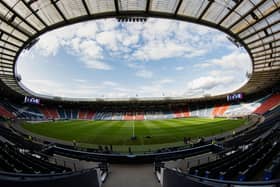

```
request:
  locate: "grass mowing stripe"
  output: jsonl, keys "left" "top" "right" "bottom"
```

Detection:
{"left": 79, "top": 121, "right": 123, "bottom": 144}
{"left": 139, "top": 120, "right": 185, "bottom": 143}
{"left": 22, "top": 118, "right": 245, "bottom": 148}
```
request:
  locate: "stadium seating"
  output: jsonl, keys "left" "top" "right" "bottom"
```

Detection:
{"left": 49, "top": 108, "right": 59, "bottom": 119}
{"left": 72, "top": 109, "right": 78, "bottom": 119}
{"left": 173, "top": 107, "right": 190, "bottom": 118}
{"left": 0, "top": 101, "right": 43, "bottom": 120}
{"left": 0, "top": 141, "right": 70, "bottom": 174}
{"left": 0, "top": 124, "right": 105, "bottom": 186}
{"left": 25, "top": 106, "right": 43, "bottom": 116}
{"left": 212, "top": 104, "right": 229, "bottom": 117}
{"left": 86, "top": 111, "right": 96, "bottom": 120}
{"left": 0, "top": 124, "right": 70, "bottom": 174}
{"left": 163, "top": 111, "right": 175, "bottom": 119}
{"left": 0, "top": 95, "right": 279, "bottom": 186}
{"left": 78, "top": 109, "right": 96, "bottom": 120}
{"left": 0, "top": 102, "right": 25, "bottom": 119}
{"left": 1, "top": 93, "right": 279, "bottom": 121}
{"left": 134, "top": 111, "right": 145, "bottom": 120}
{"left": 173, "top": 109, "right": 184, "bottom": 118}
{"left": 94, "top": 112, "right": 106, "bottom": 120}
{"left": 229, "top": 94, "right": 280, "bottom": 117}
{"left": 40, "top": 108, "right": 59, "bottom": 119}
{"left": 0, "top": 169, "right": 101, "bottom": 187}
{"left": 103, "top": 112, "right": 113, "bottom": 120}
{"left": 263, "top": 153, "right": 280, "bottom": 180}
{"left": 203, "top": 106, "right": 213, "bottom": 117}
{"left": 39, "top": 108, "right": 50, "bottom": 119}
{"left": 254, "top": 94, "right": 280, "bottom": 115}
{"left": 78, "top": 109, "right": 88, "bottom": 119}
{"left": 161, "top": 166, "right": 280, "bottom": 187}
{"left": 57, "top": 109, "right": 66, "bottom": 119}
{"left": 224, "top": 103, "right": 254, "bottom": 117}
{"left": 112, "top": 112, "right": 124, "bottom": 120}
{"left": 264, "top": 106, "right": 280, "bottom": 118}
{"left": 124, "top": 112, "right": 134, "bottom": 120}
{"left": 194, "top": 141, "right": 278, "bottom": 180}
{"left": 189, "top": 105, "right": 199, "bottom": 117}
{"left": 0, "top": 105, "right": 14, "bottom": 119}
{"left": 65, "top": 109, "right": 72, "bottom": 119}
{"left": 189, "top": 119, "right": 280, "bottom": 181}
{"left": 162, "top": 168, "right": 212, "bottom": 187}
{"left": 0, "top": 125, "right": 43, "bottom": 151}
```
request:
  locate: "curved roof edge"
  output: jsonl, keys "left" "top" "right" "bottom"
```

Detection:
{"left": 0, "top": 0, "right": 279, "bottom": 102}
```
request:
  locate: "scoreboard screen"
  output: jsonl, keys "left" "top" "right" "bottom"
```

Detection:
{"left": 227, "top": 93, "right": 244, "bottom": 102}
{"left": 24, "top": 96, "right": 40, "bottom": 105}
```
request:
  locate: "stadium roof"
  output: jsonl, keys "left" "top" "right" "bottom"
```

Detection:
{"left": 0, "top": 0, "right": 279, "bottom": 101}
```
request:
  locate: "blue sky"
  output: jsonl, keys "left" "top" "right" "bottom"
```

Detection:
{"left": 17, "top": 18, "right": 252, "bottom": 99}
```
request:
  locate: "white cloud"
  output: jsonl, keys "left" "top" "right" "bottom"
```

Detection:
{"left": 50, "top": 18, "right": 227, "bottom": 60}
{"left": 73, "top": 79, "right": 87, "bottom": 83}
{"left": 19, "top": 18, "right": 250, "bottom": 99}
{"left": 68, "top": 38, "right": 112, "bottom": 70}
{"left": 96, "top": 31, "right": 120, "bottom": 51}
{"left": 210, "top": 51, "right": 251, "bottom": 71}
{"left": 184, "top": 69, "right": 247, "bottom": 97}
{"left": 83, "top": 60, "right": 112, "bottom": 70}
{"left": 175, "top": 66, "right": 184, "bottom": 71}
{"left": 78, "top": 40, "right": 103, "bottom": 59}
{"left": 23, "top": 79, "right": 64, "bottom": 96}
{"left": 153, "top": 79, "right": 174, "bottom": 85}
{"left": 103, "top": 81, "right": 119, "bottom": 87}
{"left": 187, "top": 76, "right": 234, "bottom": 90}
{"left": 132, "top": 40, "right": 199, "bottom": 61}
{"left": 36, "top": 34, "right": 61, "bottom": 56}
{"left": 194, "top": 63, "right": 212, "bottom": 68}
{"left": 135, "top": 69, "right": 153, "bottom": 79}
{"left": 34, "top": 22, "right": 113, "bottom": 70}
{"left": 35, "top": 24, "right": 77, "bottom": 56}
{"left": 23, "top": 79, "right": 103, "bottom": 98}
{"left": 34, "top": 18, "right": 235, "bottom": 69}
{"left": 98, "top": 19, "right": 119, "bottom": 31}
{"left": 75, "top": 22, "right": 98, "bottom": 38}
{"left": 197, "top": 51, "right": 251, "bottom": 72}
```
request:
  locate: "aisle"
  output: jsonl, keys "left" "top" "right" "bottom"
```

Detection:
{"left": 103, "top": 164, "right": 160, "bottom": 187}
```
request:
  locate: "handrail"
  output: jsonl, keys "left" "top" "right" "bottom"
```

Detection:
{"left": 49, "top": 144, "right": 222, "bottom": 163}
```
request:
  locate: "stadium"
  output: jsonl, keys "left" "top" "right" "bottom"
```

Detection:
{"left": 0, "top": 0, "right": 280, "bottom": 187}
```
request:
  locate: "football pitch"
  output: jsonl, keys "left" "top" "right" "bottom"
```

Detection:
{"left": 22, "top": 118, "right": 246, "bottom": 153}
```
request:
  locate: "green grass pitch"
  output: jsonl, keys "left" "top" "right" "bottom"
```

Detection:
{"left": 22, "top": 118, "right": 246, "bottom": 152}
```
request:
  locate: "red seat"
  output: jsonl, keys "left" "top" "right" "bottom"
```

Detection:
{"left": 254, "top": 94, "right": 280, "bottom": 114}
{"left": 0, "top": 106, "right": 14, "bottom": 118}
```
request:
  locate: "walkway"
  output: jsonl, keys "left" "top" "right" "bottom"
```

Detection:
{"left": 103, "top": 164, "right": 160, "bottom": 187}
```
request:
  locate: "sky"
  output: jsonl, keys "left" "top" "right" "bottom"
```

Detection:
{"left": 16, "top": 18, "right": 252, "bottom": 99}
